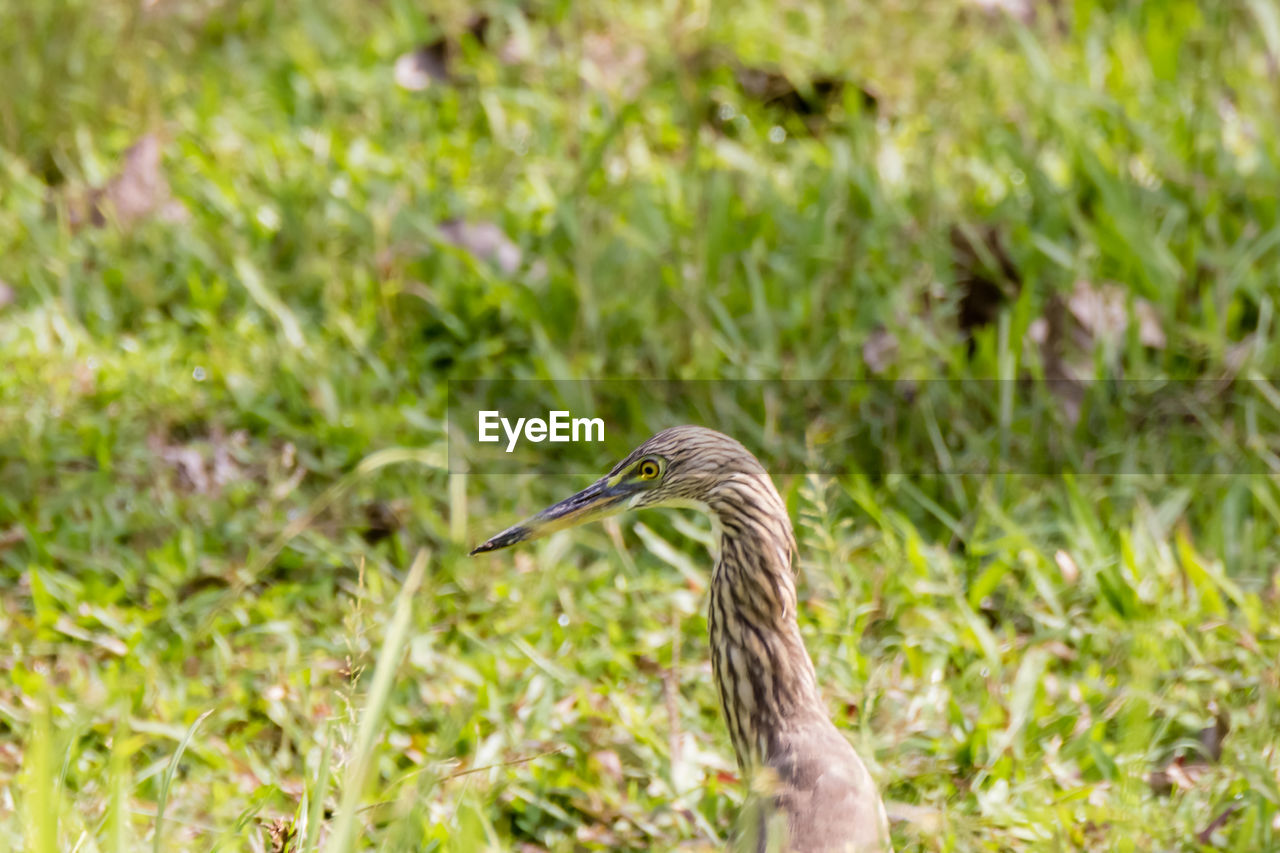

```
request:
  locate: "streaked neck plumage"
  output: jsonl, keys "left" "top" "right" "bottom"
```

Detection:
{"left": 704, "top": 470, "right": 827, "bottom": 769}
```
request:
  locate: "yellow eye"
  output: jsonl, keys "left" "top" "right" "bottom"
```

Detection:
{"left": 637, "top": 459, "right": 661, "bottom": 480}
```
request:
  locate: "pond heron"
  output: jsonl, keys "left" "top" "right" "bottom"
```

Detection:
{"left": 471, "top": 426, "right": 891, "bottom": 852}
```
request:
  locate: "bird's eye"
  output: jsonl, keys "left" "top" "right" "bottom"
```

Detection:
{"left": 637, "top": 459, "right": 661, "bottom": 480}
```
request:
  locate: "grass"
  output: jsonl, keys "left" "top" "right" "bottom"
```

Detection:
{"left": 1, "top": 0, "right": 1279, "bottom": 850}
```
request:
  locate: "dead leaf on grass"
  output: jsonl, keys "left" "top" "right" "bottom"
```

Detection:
{"left": 1197, "top": 804, "right": 1242, "bottom": 845}
{"left": 1133, "top": 298, "right": 1167, "bottom": 349}
{"left": 862, "top": 328, "right": 898, "bottom": 375}
{"left": 1147, "top": 757, "right": 1209, "bottom": 795}
{"left": 393, "top": 13, "right": 496, "bottom": 91}
{"left": 1059, "top": 279, "right": 1167, "bottom": 354}
{"left": 437, "top": 219, "right": 524, "bottom": 275}
{"left": 69, "top": 134, "right": 189, "bottom": 230}
{"left": 1147, "top": 702, "right": 1230, "bottom": 796}
{"left": 1053, "top": 549, "right": 1079, "bottom": 585}
{"left": 148, "top": 425, "right": 248, "bottom": 495}
{"left": 394, "top": 41, "right": 452, "bottom": 90}
{"left": 265, "top": 817, "right": 296, "bottom": 853}
{"left": 1034, "top": 280, "right": 1166, "bottom": 423}
{"left": 1067, "top": 280, "right": 1127, "bottom": 345}
{"left": 590, "top": 749, "right": 624, "bottom": 783}
{"left": 0, "top": 527, "right": 25, "bottom": 552}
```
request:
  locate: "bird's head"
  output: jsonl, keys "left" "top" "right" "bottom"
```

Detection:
{"left": 470, "top": 425, "right": 761, "bottom": 554}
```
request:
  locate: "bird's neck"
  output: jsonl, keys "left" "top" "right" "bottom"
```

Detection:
{"left": 705, "top": 473, "right": 827, "bottom": 769}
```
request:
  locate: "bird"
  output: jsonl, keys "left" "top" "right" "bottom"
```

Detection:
{"left": 471, "top": 425, "right": 892, "bottom": 852}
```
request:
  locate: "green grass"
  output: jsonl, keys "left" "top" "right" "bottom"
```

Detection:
{"left": 2, "top": 0, "right": 1279, "bottom": 850}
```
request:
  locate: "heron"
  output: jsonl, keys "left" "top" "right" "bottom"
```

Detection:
{"left": 471, "top": 425, "right": 891, "bottom": 852}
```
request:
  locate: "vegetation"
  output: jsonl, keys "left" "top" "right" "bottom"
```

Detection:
{"left": 1, "top": 0, "right": 1278, "bottom": 850}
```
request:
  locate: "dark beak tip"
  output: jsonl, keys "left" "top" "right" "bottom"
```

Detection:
{"left": 468, "top": 526, "right": 530, "bottom": 556}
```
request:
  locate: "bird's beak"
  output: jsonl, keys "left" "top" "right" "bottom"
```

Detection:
{"left": 469, "top": 477, "right": 634, "bottom": 555}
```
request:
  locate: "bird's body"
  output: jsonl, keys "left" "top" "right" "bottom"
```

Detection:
{"left": 472, "top": 426, "right": 891, "bottom": 852}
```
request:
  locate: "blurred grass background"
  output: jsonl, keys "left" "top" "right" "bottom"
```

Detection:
{"left": 1, "top": 0, "right": 1279, "bottom": 850}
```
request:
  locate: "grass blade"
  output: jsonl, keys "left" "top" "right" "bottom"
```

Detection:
{"left": 323, "top": 548, "right": 430, "bottom": 853}
{"left": 153, "top": 708, "right": 212, "bottom": 853}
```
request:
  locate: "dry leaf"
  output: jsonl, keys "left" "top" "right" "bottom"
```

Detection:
{"left": 1054, "top": 549, "right": 1079, "bottom": 585}
{"left": 590, "top": 749, "right": 624, "bottom": 782}
{"left": 1067, "top": 280, "right": 1165, "bottom": 350}
{"left": 1148, "top": 757, "right": 1209, "bottom": 795}
{"left": 393, "top": 14, "right": 492, "bottom": 91}
{"left": 0, "top": 527, "right": 25, "bottom": 551}
{"left": 1148, "top": 704, "right": 1229, "bottom": 796}
{"left": 438, "top": 219, "right": 523, "bottom": 275}
{"left": 266, "top": 818, "right": 296, "bottom": 853}
{"left": 1197, "top": 805, "right": 1241, "bottom": 845}
{"left": 1200, "top": 701, "right": 1230, "bottom": 762}
{"left": 394, "top": 42, "right": 451, "bottom": 90}
{"left": 70, "top": 134, "right": 188, "bottom": 230}
{"left": 862, "top": 328, "right": 898, "bottom": 375}
{"left": 1067, "top": 280, "right": 1128, "bottom": 344}
{"left": 1133, "top": 298, "right": 1166, "bottom": 349}
{"left": 148, "top": 426, "right": 247, "bottom": 495}
{"left": 1034, "top": 281, "right": 1165, "bottom": 425}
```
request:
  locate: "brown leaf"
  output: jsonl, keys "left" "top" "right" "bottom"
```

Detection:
{"left": 1147, "top": 704, "right": 1229, "bottom": 796}
{"left": 71, "top": 134, "right": 188, "bottom": 230}
{"left": 1067, "top": 280, "right": 1128, "bottom": 345}
{"left": 265, "top": 817, "right": 296, "bottom": 853}
{"left": 1134, "top": 297, "right": 1167, "bottom": 349}
{"left": 393, "top": 14, "right": 492, "bottom": 91}
{"left": 1197, "top": 805, "right": 1241, "bottom": 845}
{"left": 394, "top": 41, "right": 451, "bottom": 91}
{"left": 862, "top": 328, "right": 898, "bottom": 375}
{"left": 1200, "top": 701, "right": 1230, "bottom": 762}
{"left": 1066, "top": 280, "right": 1165, "bottom": 351}
{"left": 589, "top": 749, "right": 624, "bottom": 782}
{"left": 0, "top": 527, "right": 24, "bottom": 551}
{"left": 148, "top": 425, "right": 247, "bottom": 495}
{"left": 1035, "top": 280, "right": 1168, "bottom": 423}
{"left": 437, "top": 219, "right": 523, "bottom": 275}
{"left": 1146, "top": 757, "right": 1208, "bottom": 795}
